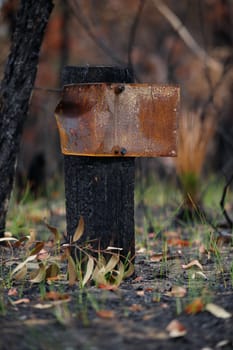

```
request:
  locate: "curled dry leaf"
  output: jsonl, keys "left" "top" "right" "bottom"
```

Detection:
{"left": 13, "top": 236, "right": 29, "bottom": 248}
{"left": 192, "top": 271, "right": 208, "bottom": 280}
{"left": 45, "top": 263, "right": 60, "bottom": 280}
{"left": 33, "top": 303, "right": 53, "bottom": 309}
{"left": 123, "top": 260, "right": 134, "bottom": 279}
{"left": 93, "top": 254, "right": 124, "bottom": 289}
{"left": 205, "top": 303, "right": 232, "bottom": 319}
{"left": 29, "top": 242, "right": 45, "bottom": 256}
{"left": 66, "top": 251, "right": 77, "bottom": 286}
{"left": 44, "top": 291, "right": 71, "bottom": 302}
{"left": 185, "top": 298, "right": 204, "bottom": 314}
{"left": 11, "top": 298, "right": 30, "bottom": 305}
{"left": 11, "top": 254, "right": 37, "bottom": 279}
{"left": 30, "top": 263, "right": 46, "bottom": 283}
{"left": 8, "top": 288, "right": 18, "bottom": 296}
{"left": 72, "top": 215, "right": 84, "bottom": 243}
{"left": 0, "top": 237, "right": 18, "bottom": 242}
{"left": 105, "top": 254, "right": 120, "bottom": 273}
{"left": 150, "top": 253, "right": 164, "bottom": 262}
{"left": 82, "top": 257, "right": 94, "bottom": 287}
{"left": 13, "top": 264, "right": 27, "bottom": 281}
{"left": 45, "top": 222, "right": 61, "bottom": 243}
{"left": 96, "top": 310, "right": 115, "bottom": 319}
{"left": 166, "top": 319, "right": 187, "bottom": 338}
{"left": 167, "top": 238, "right": 190, "bottom": 247}
{"left": 98, "top": 283, "right": 118, "bottom": 291}
{"left": 166, "top": 285, "right": 186, "bottom": 298}
{"left": 128, "top": 304, "right": 143, "bottom": 312}
{"left": 136, "top": 290, "right": 145, "bottom": 297}
{"left": 182, "top": 259, "right": 203, "bottom": 271}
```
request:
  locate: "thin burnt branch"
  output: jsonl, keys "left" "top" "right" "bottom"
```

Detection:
{"left": 153, "top": 0, "right": 223, "bottom": 72}
{"left": 127, "top": 0, "right": 146, "bottom": 71}
{"left": 199, "top": 63, "right": 233, "bottom": 120}
{"left": 68, "top": 0, "right": 125, "bottom": 66}
{"left": 220, "top": 173, "right": 233, "bottom": 229}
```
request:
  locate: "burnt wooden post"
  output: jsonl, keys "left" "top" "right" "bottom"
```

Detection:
{"left": 55, "top": 65, "right": 179, "bottom": 261}
{"left": 59, "top": 66, "right": 135, "bottom": 259}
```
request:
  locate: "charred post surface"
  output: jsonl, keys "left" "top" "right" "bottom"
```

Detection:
{"left": 62, "top": 66, "right": 135, "bottom": 259}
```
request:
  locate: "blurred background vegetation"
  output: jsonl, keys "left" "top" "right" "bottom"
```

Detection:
{"left": 0, "top": 0, "right": 233, "bottom": 224}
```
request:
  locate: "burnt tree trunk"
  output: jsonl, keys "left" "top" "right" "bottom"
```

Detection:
{"left": 0, "top": 0, "right": 53, "bottom": 237}
{"left": 61, "top": 66, "right": 135, "bottom": 260}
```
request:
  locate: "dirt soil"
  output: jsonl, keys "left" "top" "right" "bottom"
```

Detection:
{"left": 0, "top": 211, "right": 233, "bottom": 350}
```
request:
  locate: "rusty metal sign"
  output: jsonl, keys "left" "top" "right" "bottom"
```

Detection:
{"left": 55, "top": 83, "right": 179, "bottom": 157}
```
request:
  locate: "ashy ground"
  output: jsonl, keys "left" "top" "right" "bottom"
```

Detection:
{"left": 0, "top": 181, "right": 233, "bottom": 350}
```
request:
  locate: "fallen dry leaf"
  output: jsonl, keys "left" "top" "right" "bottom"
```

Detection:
{"left": 13, "top": 236, "right": 28, "bottom": 248}
{"left": 44, "top": 291, "right": 71, "bottom": 302}
{"left": 30, "top": 264, "right": 46, "bottom": 283}
{"left": 166, "top": 319, "right": 187, "bottom": 337}
{"left": 167, "top": 238, "right": 190, "bottom": 247}
{"left": 98, "top": 283, "right": 118, "bottom": 291}
{"left": 205, "top": 303, "right": 232, "bottom": 319}
{"left": 150, "top": 253, "right": 164, "bottom": 262}
{"left": 33, "top": 303, "right": 53, "bottom": 309}
{"left": 163, "top": 231, "right": 181, "bottom": 239}
{"left": 192, "top": 271, "right": 208, "bottom": 280}
{"left": 166, "top": 285, "right": 187, "bottom": 298}
{"left": 72, "top": 216, "right": 84, "bottom": 243}
{"left": 45, "top": 222, "right": 61, "bottom": 243}
{"left": 45, "top": 263, "right": 60, "bottom": 280}
{"left": 66, "top": 249, "right": 77, "bottom": 286}
{"left": 82, "top": 257, "right": 94, "bottom": 287}
{"left": 185, "top": 298, "right": 204, "bottom": 314}
{"left": 136, "top": 290, "right": 145, "bottom": 297}
{"left": 128, "top": 304, "right": 143, "bottom": 312}
{"left": 96, "top": 310, "right": 115, "bottom": 319}
{"left": 182, "top": 259, "right": 203, "bottom": 271}
{"left": 8, "top": 288, "right": 18, "bottom": 296}
{"left": 0, "top": 237, "right": 18, "bottom": 242}
{"left": 29, "top": 242, "right": 45, "bottom": 256}
{"left": 13, "top": 263, "right": 27, "bottom": 281}
{"left": 11, "top": 298, "right": 30, "bottom": 305}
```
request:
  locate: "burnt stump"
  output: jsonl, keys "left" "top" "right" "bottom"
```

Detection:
{"left": 61, "top": 66, "right": 135, "bottom": 259}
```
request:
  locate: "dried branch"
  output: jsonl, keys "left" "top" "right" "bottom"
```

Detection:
{"left": 200, "top": 63, "right": 232, "bottom": 120}
{"left": 127, "top": 0, "right": 146, "bottom": 69}
{"left": 68, "top": 0, "right": 125, "bottom": 66}
{"left": 152, "top": 0, "right": 223, "bottom": 73}
{"left": 220, "top": 173, "right": 233, "bottom": 229}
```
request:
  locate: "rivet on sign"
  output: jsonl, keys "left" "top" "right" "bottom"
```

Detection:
{"left": 114, "top": 85, "right": 125, "bottom": 95}
{"left": 120, "top": 148, "right": 127, "bottom": 156}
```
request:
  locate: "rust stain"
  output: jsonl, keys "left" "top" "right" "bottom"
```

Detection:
{"left": 54, "top": 83, "right": 179, "bottom": 157}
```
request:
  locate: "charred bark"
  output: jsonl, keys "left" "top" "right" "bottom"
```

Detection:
{"left": 61, "top": 66, "right": 135, "bottom": 260}
{"left": 0, "top": 0, "right": 53, "bottom": 237}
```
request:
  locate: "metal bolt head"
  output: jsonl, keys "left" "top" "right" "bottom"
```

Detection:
{"left": 114, "top": 85, "right": 125, "bottom": 95}
{"left": 120, "top": 148, "right": 127, "bottom": 156}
